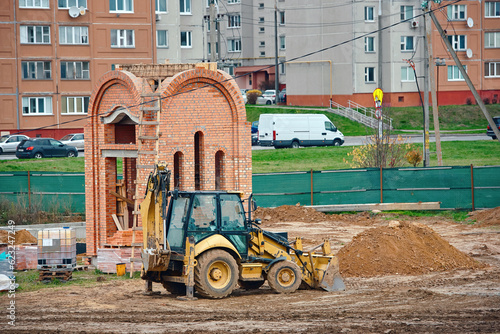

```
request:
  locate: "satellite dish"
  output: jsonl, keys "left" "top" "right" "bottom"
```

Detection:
{"left": 467, "top": 17, "right": 474, "bottom": 28}
{"left": 466, "top": 48, "right": 473, "bottom": 58}
{"left": 79, "top": 6, "right": 86, "bottom": 16}
{"left": 68, "top": 6, "right": 80, "bottom": 18}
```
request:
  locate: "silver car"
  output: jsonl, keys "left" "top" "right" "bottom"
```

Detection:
{"left": 60, "top": 133, "right": 84, "bottom": 150}
{"left": 0, "top": 134, "right": 30, "bottom": 154}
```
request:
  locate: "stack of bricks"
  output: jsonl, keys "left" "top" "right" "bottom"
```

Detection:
{"left": 97, "top": 247, "right": 140, "bottom": 274}
{"left": 105, "top": 230, "right": 143, "bottom": 246}
{"left": 0, "top": 245, "right": 37, "bottom": 270}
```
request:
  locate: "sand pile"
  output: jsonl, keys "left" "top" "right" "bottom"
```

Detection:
{"left": 468, "top": 207, "right": 500, "bottom": 227}
{"left": 0, "top": 229, "right": 37, "bottom": 245}
{"left": 337, "top": 221, "right": 484, "bottom": 277}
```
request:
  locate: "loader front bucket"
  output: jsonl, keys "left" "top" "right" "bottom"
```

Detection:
{"left": 319, "top": 257, "right": 345, "bottom": 291}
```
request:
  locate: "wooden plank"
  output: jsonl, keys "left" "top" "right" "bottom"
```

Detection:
{"left": 111, "top": 214, "right": 124, "bottom": 231}
{"left": 131, "top": 243, "right": 143, "bottom": 247}
{"left": 109, "top": 191, "right": 135, "bottom": 206}
{"left": 309, "top": 202, "right": 441, "bottom": 212}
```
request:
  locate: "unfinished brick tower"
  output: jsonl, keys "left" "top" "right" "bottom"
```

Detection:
{"left": 84, "top": 63, "right": 251, "bottom": 264}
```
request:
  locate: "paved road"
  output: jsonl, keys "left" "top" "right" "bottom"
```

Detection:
{"left": 0, "top": 134, "right": 493, "bottom": 159}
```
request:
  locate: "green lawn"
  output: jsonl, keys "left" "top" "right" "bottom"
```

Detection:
{"left": 2, "top": 141, "right": 498, "bottom": 174}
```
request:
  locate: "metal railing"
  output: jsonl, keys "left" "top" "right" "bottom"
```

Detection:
{"left": 329, "top": 100, "right": 393, "bottom": 129}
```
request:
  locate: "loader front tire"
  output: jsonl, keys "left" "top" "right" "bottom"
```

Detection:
{"left": 267, "top": 260, "right": 302, "bottom": 294}
{"left": 161, "top": 281, "right": 186, "bottom": 295}
{"left": 195, "top": 250, "right": 238, "bottom": 299}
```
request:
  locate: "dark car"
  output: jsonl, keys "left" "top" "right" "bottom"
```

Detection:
{"left": 486, "top": 116, "right": 500, "bottom": 139}
{"left": 251, "top": 121, "right": 259, "bottom": 134}
{"left": 16, "top": 138, "right": 78, "bottom": 159}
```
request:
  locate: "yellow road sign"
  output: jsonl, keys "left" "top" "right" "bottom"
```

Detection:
{"left": 373, "top": 88, "right": 383, "bottom": 103}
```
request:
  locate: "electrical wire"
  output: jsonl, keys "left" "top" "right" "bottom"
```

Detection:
{"left": 11, "top": 0, "right": 464, "bottom": 136}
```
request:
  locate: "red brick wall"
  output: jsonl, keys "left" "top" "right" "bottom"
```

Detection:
{"left": 85, "top": 66, "right": 251, "bottom": 255}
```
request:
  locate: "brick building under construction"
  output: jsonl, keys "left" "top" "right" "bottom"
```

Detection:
{"left": 84, "top": 63, "right": 252, "bottom": 267}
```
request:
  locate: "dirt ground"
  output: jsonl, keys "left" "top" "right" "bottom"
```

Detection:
{"left": 3, "top": 207, "right": 500, "bottom": 334}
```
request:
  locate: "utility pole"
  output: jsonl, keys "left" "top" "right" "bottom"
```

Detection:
{"left": 422, "top": 14, "right": 431, "bottom": 167}
{"left": 428, "top": 9, "right": 500, "bottom": 142}
{"left": 274, "top": 1, "right": 280, "bottom": 97}
{"left": 377, "top": 0, "right": 383, "bottom": 89}
{"left": 209, "top": 0, "right": 216, "bottom": 63}
{"left": 424, "top": 4, "right": 443, "bottom": 166}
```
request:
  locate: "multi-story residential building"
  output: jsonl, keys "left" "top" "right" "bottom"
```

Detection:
{"left": 284, "top": 0, "right": 500, "bottom": 108}
{"left": 433, "top": 0, "right": 500, "bottom": 106}
{"left": 1, "top": 0, "right": 157, "bottom": 138}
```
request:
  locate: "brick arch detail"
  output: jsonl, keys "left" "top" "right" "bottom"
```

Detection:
{"left": 160, "top": 68, "right": 245, "bottom": 123}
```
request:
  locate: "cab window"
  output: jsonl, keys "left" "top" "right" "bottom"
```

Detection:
{"left": 167, "top": 196, "right": 190, "bottom": 249}
{"left": 220, "top": 194, "right": 246, "bottom": 231}
{"left": 324, "top": 121, "right": 337, "bottom": 132}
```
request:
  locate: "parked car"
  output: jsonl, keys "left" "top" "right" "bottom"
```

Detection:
{"left": 16, "top": 138, "right": 78, "bottom": 159}
{"left": 60, "top": 133, "right": 84, "bottom": 150}
{"left": 240, "top": 89, "right": 248, "bottom": 104}
{"left": 279, "top": 88, "right": 286, "bottom": 103}
{"left": 0, "top": 134, "right": 30, "bottom": 154}
{"left": 251, "top": 121, "right": 259, "bottom": 134}
{"left": 252, "top": 133, "right": 259, "bottom": 146}
{"left": 486, "top": 116, "right": 500, "bottom": 139}
{"left": 257, "top": 90, "right": 277, "bottom": 105}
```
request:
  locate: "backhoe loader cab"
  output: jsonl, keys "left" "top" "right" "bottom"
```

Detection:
{"left": 140, "top": 166, "right": 344, "bottom": 299}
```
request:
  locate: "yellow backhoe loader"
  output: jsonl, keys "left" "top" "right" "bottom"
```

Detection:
{"left": 140, "top": 164, "right": 345, "bottom": 299}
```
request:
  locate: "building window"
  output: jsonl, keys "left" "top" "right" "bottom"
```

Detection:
{"left": 485, "top": 62, "right": 500, "bottom": 77}
{"left": 400, "top": 36, "right": 414, "bottom": 51}
{"left": 448, "top": 65, "right": 467, "bottom": 81}
{"left": 58, "top": 0, "right": 87, "bottom": 8}
{"left": 22, "top": 97, "right": 52, "bottom": 115}
{"left": 259, "top": 17, "right": 264, "bottom": 23}
{"left": 20, "top": 0, "right": 49, "bottom": 8}
{"left": 401, "top": 66, "right": 415, "bottom": 82}
{"left": 365, "top": 37, "right": 375, "bottom": 52}
{"left": 59, "top": 26, "right": 88, "bottom": 45}
{"left": 400, "top": 6, "right": 413, "bottom": 21}
{"left": 109, "top": 0, "right": 133, "bottom": 12}
{"left": 20, "top": 26, "right": 50, "bottom": 44}
{"left": 485, "top": 2, "right": 500, "bottom": 17}
{"left": 206, "top": 0, "right": 218, "bottom": 6}
{"left": 447, "top": 4, "right": 466, "bottom": 20}
{"left": 365, "top": 67, "right": 375, "bottom": 83}
{"left": 259, "top": 3, "right": 264, "bottom": 9}
{"left": 61, "top": 96, "right": 89, "bottom": 114}
{"left": 215, "top": 150, "right": 224, "bottom": 190}
{"left": 228, "top": 39, "right": 241, "bottom": 52}
{"left": 156, "top": 0, "right": 167, "bottom": 13}
{"left": 279, "top": 11, "right": 285, "bottom": 25}
{"left": 485, "top": 32, "right": 500, "bottom": 48}
{"left": 173, "top": 151, "right": 183, "bottom": 189}
{"left": 21, "top": 61, "right": 51, "bottom": 80}
{"left": 448, "top": 35, "right": 466, "bottom": 51}
{"left": 157, "top": 30, "right": 168, "bottom": 47}
{"left": 259, "top": 27, "right": 265, "bottom": 33}
{"left": 227, "top": 0, "right": 240, "bottom": 3}
{"left": 280, "top": 35, "right": 286, "bottom": 50}
{"left": 280, "top": 62, "right": 285, "bottom": 74}
{"left": 228, "top": 15, "right": 241, "bottom": 28}
{"left": 60, "top": 61, "right": 90, "bottom": 79}
{"left": 181, "top": 31, "right": 192, "bottom": 47}
{"left": 260, "top": 51, "right": 265, "bottom": 57}
{"left": 207, "top": 42, "right": 218, "bottom": 55}
{"left": 111, "top": 29, "right": 135, "bottom": 48}
{"left": 364, "top": 6, "right": 374, "bottom": 22}
{"left": 180, "top": 0, "right": 191, "bottom": 14}
{"left": 259, "top": 41, "right": 265, "bottom": 47}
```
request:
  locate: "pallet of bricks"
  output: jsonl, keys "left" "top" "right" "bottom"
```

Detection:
{"left": 37, "top": 227, "right": 76, "bottom": 281}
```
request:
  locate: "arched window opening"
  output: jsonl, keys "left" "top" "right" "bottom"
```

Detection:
{"left": 194, "top": 131, "right": 204, "bottom": 190}
{"left": 215, "top": 150, "right": 225, "bottom": 190}
{"left": 174, "top": 151, "right": 183, "bottom": 189}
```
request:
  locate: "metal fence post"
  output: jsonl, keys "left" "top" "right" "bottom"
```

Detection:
{"left": 380, "top": 166, "right": 383, "bottom": 203}
{"left": 27, "top": 171, "right": 31, "bottom": 208}
{"left": 310, "top": 169, "right": 314, "bottom": 206}
{"left": 470, "top": 164, "right": 475, "bottom": 211}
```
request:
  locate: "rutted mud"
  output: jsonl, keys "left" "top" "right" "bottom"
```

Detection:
{"left": 4, "top": 207, "right": 500, "bottom": 333}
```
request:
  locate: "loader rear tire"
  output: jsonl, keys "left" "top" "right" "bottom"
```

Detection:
{"left": 238, "top": 280, "right": 265, "bottom": 290}
{"left": 267, "top": 260, "right": 302, "bottom": 294}
{"left": 161, "top": 281, "right": 186, "bottom": 295}
{"left": 195, "top": 250, "right": 238, "bottom": 299}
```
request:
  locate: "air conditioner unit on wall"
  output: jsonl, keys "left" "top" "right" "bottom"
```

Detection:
{"left": 410, "top": 20, "right": 419, "bottom": 28}
{"left": 156, "top": 14, "right": 161, "bottom": 21}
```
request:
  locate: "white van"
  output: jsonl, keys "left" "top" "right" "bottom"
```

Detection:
{"left": 258, "top": 114, "right": 344, "bottom": 148}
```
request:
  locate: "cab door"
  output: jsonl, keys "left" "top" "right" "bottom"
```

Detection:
{"left": 219, "top": 194, "right": 248, "bottom": 257}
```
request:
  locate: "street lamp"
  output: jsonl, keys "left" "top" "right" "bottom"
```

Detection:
{"left": 435, "top": 58, "right": 446, "bottom": 106}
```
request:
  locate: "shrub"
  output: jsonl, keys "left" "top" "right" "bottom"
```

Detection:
{"left": 465, "top": 97, "right": 473, "bottom": 105}
{"left": 483, "top": 97, "right": 490, "bottom": 105}
{"left": 405, "top": 149, "right": 423, "bottom": 167}
{"left": 246, "top": 89, "right": 261, "bottom": 105}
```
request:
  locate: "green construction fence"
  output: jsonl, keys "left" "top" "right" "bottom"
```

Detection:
{"left": 0, "top": 165, "right": 498, "bottom": 214}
